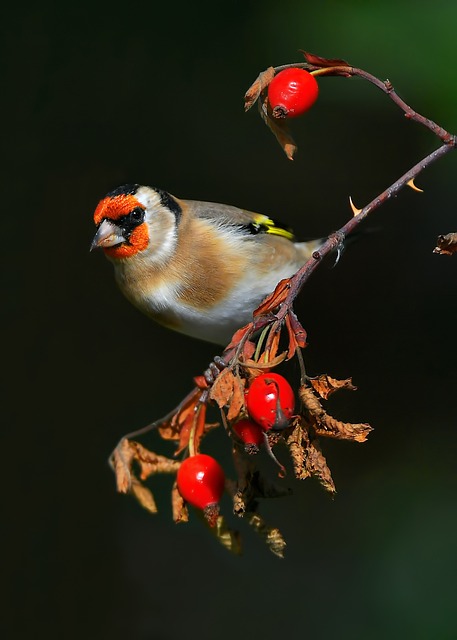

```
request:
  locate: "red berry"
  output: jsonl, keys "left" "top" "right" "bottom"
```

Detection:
{"left": 232, "top": 419, "right": 264, "bottom": 447}
{"left": 176, "top": 454, "right": 225, "bottom": 510}
{"left": 246, "top": 373, "right": 295, "bottom": 431}
{"left": 268, "top": 68, "right": 319, "bottom": 119}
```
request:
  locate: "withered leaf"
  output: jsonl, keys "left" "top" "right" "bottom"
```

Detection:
{"left": 242, "top": 351, "right": 288, "bottom": 376}
{"left": 285, "top": 311, "right": 307, "bottom": 359}
{"left": 210, "top": 368, "right": 237, "bottom": 408}
{"left": 158, "top": 389, "right": 202, "bottom": 441}
{"left": 129, "top": 440, "right": 181, "bottom": 480}
{"left": 301, "top": 50, "right": 349, "bottom": 68}
{"left": 130, "top": 476, "right": 158, "bottom": 514}
{"left": 310, "top": 374, "right": 357, "bottom": 400}
{"left": 264, "top": 325, "right": 282, "bottom": 362}
{"left": 314, "top": 413, "right": 373, "bottom": 443}
{"left": 242, "top": 339, "right": 256, "bottom": 361}
{"left": 227, "top": 376, "right": 246, "bottom": 421}
{"left": 110, "top": 438, "right": 180, "bottom": 502}
{"left": 176, "top": 403, "right": 204, "bottom": 456}
{"left": 258, "top": 93, "right": 297, "bottom": 160}
{"left": 209, "top": 369, "right": 245, "bottom": 422}
{"left": 299, "top": 385, "right": 372, "bottom": 443}
{"left": 299, "top": 384, "right": 324, "bottom": 415}
{"left": 224, "top": 323, "right": 252, "bottom": 354}
{"left": 111, "top": 438, "right": 134, "bottom": 493}
{"left": 244, "top": 66, "right": 275, "bottom": 111}
{"left": 191, "top": 404, "right": 207, "bottom": 455}
{"left": 246, "top": 512, "right": 286, "bottom": 558}
{"left": 304, "top": 438, "right": 336, "bottom": 495}
{"left": 254, "top": 277, "right": 291, "bottom": 316}
{"left": 214, "top": 516, "right": 243, "bottom": 555}
{"left": 162, "top": 391, "right": 205, "bottom": 455}
{"left": 158, "top": 421, "right": 181, "bottom": 441}
{"left": 171, "top": 481, "right": 189, "bottom": 523}
{"left": 433, "top": 232, "right": 457, "bottom": 256}
{"left": 285, "top": 419, "right": 310, "bottom": 480}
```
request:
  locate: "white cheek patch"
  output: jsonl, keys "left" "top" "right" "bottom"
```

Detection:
{"left": 135, "top": 188, "right": 163, "bottom": 210}
{"left": 148, "top": 225, "right": 178, "bottom": 265}
{"left": 135, "top": 188, "right": 178, "bottom": 264}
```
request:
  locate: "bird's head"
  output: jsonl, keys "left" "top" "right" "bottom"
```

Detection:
{"left": 91, "top": 184, "right": 182, "bottom": 262}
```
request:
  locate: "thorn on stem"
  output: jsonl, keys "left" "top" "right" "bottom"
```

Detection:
{"left": 349, "top": 196, "right": 362, "bottom": 216}
{"left": 406, "top": 178, "right": 424, "bottom": 193}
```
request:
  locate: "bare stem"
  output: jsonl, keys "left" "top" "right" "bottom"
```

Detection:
{"left": 258, "top": 62, "right": 457, "bottom": 319}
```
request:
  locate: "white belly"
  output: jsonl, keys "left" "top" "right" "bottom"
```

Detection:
{"left": 133, "top": 261, "right": 300, "bottom": 345}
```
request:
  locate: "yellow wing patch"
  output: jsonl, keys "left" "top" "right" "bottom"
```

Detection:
{"left": 250, "top": 214, "right": 295, "bottom": 241}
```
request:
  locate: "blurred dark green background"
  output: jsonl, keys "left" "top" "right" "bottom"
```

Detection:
{"left": 4, "top": 1, "right": 457, "bottom": 638}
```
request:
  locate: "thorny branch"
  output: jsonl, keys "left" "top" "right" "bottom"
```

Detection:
{"left": 243, "top": 53, "right": 457, "bottom": 326}
{"left": 109, "top": 52, "right": 456, "bottom": 556}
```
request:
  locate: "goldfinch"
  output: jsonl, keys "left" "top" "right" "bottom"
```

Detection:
{"left": 91, "top": 184, "right": 321, "bottom": 345}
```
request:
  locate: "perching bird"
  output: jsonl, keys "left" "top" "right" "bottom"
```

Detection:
{"left": 91, "top": 184, "right": 322, "bottom": 345}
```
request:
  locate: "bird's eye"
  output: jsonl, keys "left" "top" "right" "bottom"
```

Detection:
{"left": 130, "top": 207, "right": 145, "bottom": 222}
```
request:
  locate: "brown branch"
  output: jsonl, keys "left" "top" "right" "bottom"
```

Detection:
{"left": 277, "top": 62, "right": 455, "bottom": 144}
{"left": 274, "top": 142, "right": 455, "bottom": 316}
{"left": 111, "top": 56, "right": 456, "bottom": 472}
{"left": 244, "top": 60, "right": 457, "bottom": 326}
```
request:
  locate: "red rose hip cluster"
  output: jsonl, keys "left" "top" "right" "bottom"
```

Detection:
{"left": 177, "top": 374, "right": 295, "bottom": 523}
{"left": 233, "top": 373, "right": 296, "bottom": 452}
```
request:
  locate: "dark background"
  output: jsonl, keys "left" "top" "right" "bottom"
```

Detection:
{"left": 4, "top": 1, "right": 457, "bottom": 638}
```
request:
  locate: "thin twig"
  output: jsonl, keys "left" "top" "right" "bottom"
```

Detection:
{"left": 250, "top": 62, "right": 457, "bottom": 322}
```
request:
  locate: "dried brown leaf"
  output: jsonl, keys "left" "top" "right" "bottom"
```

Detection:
{"left": 111, "top": 438, "right": 135, "bottom": 493}
{"left": 213, "top": 516, "right": 243, "bottom": 555}
{"left": 242, "top": 351, "right": 288, "bottom": 374}
{"left": 304, "top": 438, "right": 336, "bottom": 495}
{"left": 299, "top": 385, "right": 372, "bottom": 442}
{"left": 285, "top": 418, "right": 335, "bottom": 493}
{"left": 158, "top": 389, "right": 201, "bottom": 441}
{"left": 285, "top": 311, "right": 307, "bottom": 359}
{"left": 258, "top": 93, "right": 297, "bottom": 160}
{"left": 254, "top": 277, "right": 291, "bottom": 316}
{"left": 157, "top": 422, "right": 181, "bottom": 441}
{"left": 299, "top": 384, "right": 326, "bottom": 415}
{"left": 301, "top": 50, "right": 350, "bottom": 67}
{"left": 310, "top": 374, "right": 357, "bottom": 400}
{"left": 246, "top": 513, "right": 286, "bottom": 558}
{"left": 285, "top": 419, "right": 310, "bottom": 480}
{"left": 244, "top": 66, "right": 275, "bottom": 111}
{"left": 209, "top": 369, "right": 245, "bottom": 422}
{"left": 265, "top": 325, "right": 282, "bottom": 362}
{"left": 130, "top": 476, "right": 158, "bottom": 514}
{"left": 227, "top": 376, "right": 246, "bottom": 421}
{"left": 314, "top": 413, "right": 373, "bottom": 442}
{"left": 433, "top": 232, "right": 457, "bottom": 255}
{"left": 170, "top": 392, "right": 205, "bottom": 455}
{"left": 129, "top": 441, "right": 181, "bottom": 480}
{"left": 224, "top": 323, "right": 252, "bottom": 355}
{"left": 209, "top": 368, "right": 236, "bottom": 408}
{"left": 192, "top": 404, "right": 207, "bottom": 455}
{"left": 172, "top": 481, "right": 189, "bottom": 523}
{"left": 242, "top": 339, "right": 256, "bottom": 361}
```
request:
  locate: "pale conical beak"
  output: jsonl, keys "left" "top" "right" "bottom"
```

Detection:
{"left": 90, "top": 219, "right": 126, "bottom": 251}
